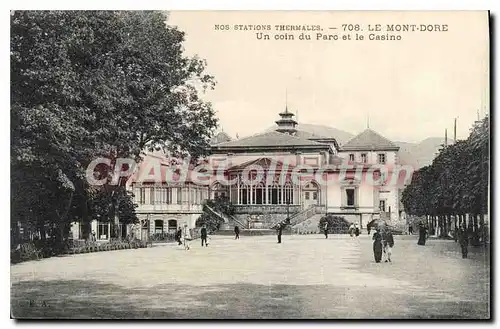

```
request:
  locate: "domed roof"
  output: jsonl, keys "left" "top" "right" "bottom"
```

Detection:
{"left": 210, "top": 131, "right": 232, "bottom": 145}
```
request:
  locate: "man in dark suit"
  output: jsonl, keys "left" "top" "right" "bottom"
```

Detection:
{"left": 175, "top": 227, "right": 182, "bottom": 245}
{"left": 201, "top": 225, "right": 208, "bottom": 247}
{"left": 277, "top": 224, "right": 283, "bottom": 244}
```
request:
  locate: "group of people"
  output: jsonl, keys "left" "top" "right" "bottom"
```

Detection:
{"left": 416, "top": 222, "right": 469, "bottom": 259}
{"left": 371, "top": 226, "right": 395, "bottom": 263}
{"left": 174, "top": 224, "right": 204, "bottom": 250}
{"left": 348, "top": 223, "right": 360, "bottom": 238}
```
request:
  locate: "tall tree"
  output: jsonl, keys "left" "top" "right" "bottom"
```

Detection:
{"left": 11, "top": 11, "right": 218, "bottom": 243}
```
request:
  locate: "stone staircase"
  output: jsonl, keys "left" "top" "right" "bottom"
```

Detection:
{"left": 292, "top": 214, "right": 324, "bottom": 234}
{"left": 204, "top": 205, "right": 248, "bottom": 230}
{"left": 289, "top": 205, "right": 324, "bottom": 226}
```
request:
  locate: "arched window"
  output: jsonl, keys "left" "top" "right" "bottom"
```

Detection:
{"left": 239, "top": 183, "right": 249, "bottom": 205}
{"left": 284, "top": 182, "right": 293, "bottom": 205}
{"left": 269, "top": 182, "right": 281, "bottom": 205}
{"left": 211, "top": 182, "right": 228, "bottom": 200}
{"left": 254, "top": 182, "right": 265, "bottom": 205}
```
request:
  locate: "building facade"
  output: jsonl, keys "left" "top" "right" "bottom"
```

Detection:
{"left": 70, "top": 107, "right": 409, "bottom": 241}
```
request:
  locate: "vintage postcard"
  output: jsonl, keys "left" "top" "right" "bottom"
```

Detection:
{"left": 10, "top": 10, "right": 490, "bottom": 319}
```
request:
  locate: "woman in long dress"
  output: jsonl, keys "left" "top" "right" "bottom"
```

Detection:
{"left": 417, "top": 223, "right": 427, "bottom": 246}
{"left": 372, "top": 227, "right": 383, "bottom": 263}
{"left": 182, "top": 224, "right": 191, "bottom": 250}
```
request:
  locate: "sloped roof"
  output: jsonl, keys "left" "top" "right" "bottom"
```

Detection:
{"left": 342, "top": 129, "right": 399, "bottom": 151}
{"left": 265, "top": 123, "right": 354, "bottom": 145}
{"left": 212, "top": 131, "right": 328, "bottom": 150}
{"left": 210, "top": 131, "right": 232, "bottom": 145}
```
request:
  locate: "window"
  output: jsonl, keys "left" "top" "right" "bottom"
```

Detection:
{"left": 154, "top": 220, "right": 164, "bottom": 234}
{"left": 254, "top": 183, "right": 265, "bottom": 204}
{"left": 149, "top": 187, "right": 155, "bottom": 204}
{"left": 349, "top": 154, "right": 355, "bottom": 161}
{"left": 361, "top": 153, "right": 367, "bottom": 163}
{"left": 269, "top": 184, "right": 280, "bottom": 205}
{"left": 168, "top": 219, "right": 177, "bottom": 231}
{"left": 346, "top": 189, "right": 355, "bottom": 207}
{"left": 177, "top": 188, "right": 182, "bottom": 204}
{"left": 136, "top": 188, "right": 146, "bottom": 204}
{"left": 190, "top": 188, "right": 195, "bottom": 204}
{"left": 284, "top": 184, "right": 293, "bottom": 204}
{"left": 378, "top": 153, "right": 386, "bottom": 164}
{"left": 313, "top": 192, "right": 318, "bottom": 200}
{"left": 154, "top": 187, "right": 172, "bottom": 204}
{"left": 379, "top": 200, "right": 386, "bottom": 212}
{"left": 305, "top": 192, "right": 310, "bottom": 200}
{"left": 240, "top": 186, "right": 248, "bottom": 205}
{"left": 97, "top": 222, "right": 109, "bottom": 240}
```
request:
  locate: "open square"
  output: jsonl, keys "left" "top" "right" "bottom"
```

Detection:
{"left": 11, "top": 235, "right": 490, "bottom": 319}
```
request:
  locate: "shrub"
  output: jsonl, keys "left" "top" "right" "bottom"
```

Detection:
{"left": 318, "top": 215, "right": 351, "bottom": 234}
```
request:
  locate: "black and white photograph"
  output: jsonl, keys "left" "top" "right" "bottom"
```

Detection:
{"left": 9, "top": 10, "right": 490, "bottom": 319}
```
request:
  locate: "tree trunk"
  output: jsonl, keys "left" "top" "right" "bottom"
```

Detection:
{"left": 454, "top": 215, "right": 458, "bottom": 242}
{"left": 440, "top": 215, "right": 445, "bottom": 238}
{"left": 37, "top": 217, "right": 46, "bottom": 241}
{"left": 472, "top": 214, "right": 480, "bottom": 246}
{"left": 110, "top": 190, "right": 120, "bottom": 240}
{"left": 82, "top": 199, "right": 91, "bottom": 240}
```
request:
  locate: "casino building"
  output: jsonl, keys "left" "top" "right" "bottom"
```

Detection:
{"left": 71, "top": 106, "right": 409, "bottom": 241}
{"left": 126, "top": 106, "right": 408, "bottom": 238}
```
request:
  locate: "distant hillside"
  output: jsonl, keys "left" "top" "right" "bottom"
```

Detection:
{"left": 396, "top": 138, "right": 447, "bottom": 169}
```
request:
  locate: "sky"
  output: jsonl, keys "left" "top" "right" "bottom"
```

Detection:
{"left": 168, "top": 11, "right": 489, "bottom": 143}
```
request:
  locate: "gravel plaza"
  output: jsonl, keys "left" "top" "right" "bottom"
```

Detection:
{"left": 11, "top": 234, "right": 490, "bottom": 319}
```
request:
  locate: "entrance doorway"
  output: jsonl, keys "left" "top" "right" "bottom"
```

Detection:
{"left": 302, "top": 181, "right": 319, "bottom": 209}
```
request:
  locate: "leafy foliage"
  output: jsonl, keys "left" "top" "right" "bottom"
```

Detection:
{"left": 318, "top": 215, "right": 350, "bottom": 234}
{"left": 401, "top": 116, "right": 489, "bottom": 217}
{"left": 205, "top": 195, "right": 235, "bottom": 216}
{"left": 11, "top": 11, "right": 218, "bottom": 246}
{"left": 195, "top": 213, "right": 223, "bottom": 234}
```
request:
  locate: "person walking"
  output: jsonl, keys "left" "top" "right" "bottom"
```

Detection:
{"left": 234, "top": 225, "right": 240, "bottom": 240}
{"left": 200, "top": 225, "right": 208, "bottom": 247}
{"left": 324, "top": 222, "right": 329, "bottom": 239}
{"left": 182, "top": 224, "right": 191, "bottom": 250}
{"left": 277, "top": 224, "right": 283, "bottom": 244}
{"left": 354, "top": 224, "right": 360, "bottom": 237}
{"left": 383, "top": 228, "right": 395, "bottom": 262}
{"left": 372, "top": 227, "right": 383, "bottom": 263}
{"left": 458, "top": 224, "right": 469, "bottom": 259}
{"left": 408, "top": 224, "right": 413, "bottom": 235}
{"left": 349, "top": 223, "right": 355, "bottom": 238}
{"left": 417, "top": 223, "right": 427, "bottom": 246}
{"left": 175, "top": 227, "right": 183, "bottom": 246}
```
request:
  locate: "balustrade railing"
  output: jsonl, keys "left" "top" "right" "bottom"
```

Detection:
{"left": 233, "top": 204, "right": 301, "bottom": 214}
{"left": 289, "top": 204, "right": 325, "bottom": 226}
